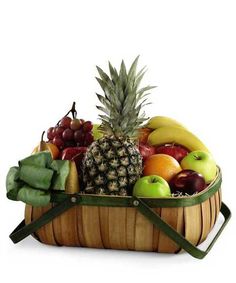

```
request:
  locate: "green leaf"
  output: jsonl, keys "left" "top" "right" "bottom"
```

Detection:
{"left": 98, "top": 121, "right": 114, "bottom": 135}
{"left": 17, "top": 185, "right": 50, "bottom": 207}
{"left": 96, "top": 105, "right": 110, "bottom": 115}
{"left": 119, "top": 60, "right": 128, "bottom": 91}
{"left": 96, "top": 77, "right": 107, "bottom": 92}
{"left": 96, "top": 66, "right": 114, "bottom": 88}
{"left": 96, "top": 77, "right": 114, "bottom": 96}
{"left": 109, "top": 62, "right": 119, "bottom": 83}
{"left": 19, "top": 165, "right": 54, "bottom": 190}
{"left": 104, "top": 86, "right": 121, "bottom": 110}
{"left": 96, "top": 66, "right": 110, "bottom": 80}
{"left": 19, "top": 151, "right": 52, "bottom": 168}
{"left": 95, "top": 57, "right": 156, "bottom": 137}
{"left": 96, "top": 93, "right": 111, "bottom": 108}
{"left": 96, "top": 80, "right": 122, "bottom": 111}
{"left": 128, "top": 56, "right": 140, "bottom": 80}
{"left": 6, "top": 166, "right": 22, "bottom": 201}
{"left": 137, "top": 85, "right": 156, "bottom": 97}
{"left": 137, "top": 92, "right": 150, "bottom": 102}
{"left": 133, "top": 67, "right": 147, "bottom": 91}
{"left": 122, "top": 89, "right": 137, "bottom": 116}
{"left": 115, "top": 78, "right": 125, "bottom": 103}
{"left": 98, "top": 114, "right": 111, "bottom": 125}
{"left": 50, "top": 160, "right": 70, "bottom": 190}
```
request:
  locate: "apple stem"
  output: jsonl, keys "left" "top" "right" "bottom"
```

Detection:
{"left": 151, "top": 176, "right": 158, "bottom": 183}
{"left": 194, "top": 155, "right": 201, "bottom": 160}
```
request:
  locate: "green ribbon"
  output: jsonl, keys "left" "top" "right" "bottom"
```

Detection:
{"left": 6, "top": 151, "right": 70, "bottom": 206}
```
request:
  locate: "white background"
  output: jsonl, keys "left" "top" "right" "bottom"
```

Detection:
{"left": 0, "top": 0, "right": 235, "bottom": 282}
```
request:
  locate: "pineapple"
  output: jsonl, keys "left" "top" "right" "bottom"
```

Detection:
{"left": 82, "top": 57, "right": 155, "bottom": 196}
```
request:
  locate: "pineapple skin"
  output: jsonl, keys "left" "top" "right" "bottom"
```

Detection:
{"left": 82, "top": 136, "right": 142, "bottom": 196}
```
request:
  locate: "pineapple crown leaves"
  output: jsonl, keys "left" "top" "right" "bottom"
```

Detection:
{"left": 95, "top": 56, "right": 156, "bottom": 137}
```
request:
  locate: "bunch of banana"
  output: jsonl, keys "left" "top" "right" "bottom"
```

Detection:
{"left": 146, "top": 116, "right": 210, "bottom": 153}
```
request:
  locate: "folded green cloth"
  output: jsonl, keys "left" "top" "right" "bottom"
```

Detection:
{"left": 19, "top": 151, "right": 52, "bottom": 167}
{"left": 6, "top": 151, "right": 70, "bottom": 206}
{"left": 19, "top": 165, "right": 54, "bottom": 190}
{"left": 50, "top": 160, "right": 70, "bottom": 190}
{"left": 17, "top": 185, "right": 51, "bottom": 207}
{"left": 6, "top": 166, "right": 22, "bottom": 201}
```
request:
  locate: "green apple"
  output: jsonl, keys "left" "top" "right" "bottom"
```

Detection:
{"left": 133, "top": 175, "right": 171, "bottom": 198}
{"left": 92, "top": 124, "right": 103, "bottom": 140}
{"left": 180, "top": 150, "right": 217, "bottom": 184}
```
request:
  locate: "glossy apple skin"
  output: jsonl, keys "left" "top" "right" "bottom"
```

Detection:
{"left": 139, "top": 143, "right": 156, "bottom": 162}
{"left": 169, "top": 169, "right": 206, "bottom": 195}
{"left": 61, "top": 147, "right": 87, "bottom": 174}
{"left": 133, "top": 175, "right": 171, "bottom": 198}
{"left": 181, "top": 150, "right": 217, "bottom": 183}
{"left": 155, "top": 144, "right": 189, "bottom": 162}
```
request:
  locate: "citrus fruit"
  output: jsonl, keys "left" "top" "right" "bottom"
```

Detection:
{"left": 143, "top": 154, "right": 182, "bottom": 182}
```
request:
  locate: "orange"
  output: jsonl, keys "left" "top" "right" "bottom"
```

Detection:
{"left": 143, "top": 154, "right": 182, "bottom": 182}
{"left": 32, "top": 142, "right": 60, "bottom": 160}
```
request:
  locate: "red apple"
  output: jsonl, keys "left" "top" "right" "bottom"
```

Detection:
{"left": 139, "top": 143, "right": 156, "bottom": 162}
{"left": 61, "top": 147, "right": 87, "bottom": 174}
{"left": 155, "top": 144, "right": 189, "bottom": 162}
{"left": 169, "top": 169, "right": 206, "bottom": 195}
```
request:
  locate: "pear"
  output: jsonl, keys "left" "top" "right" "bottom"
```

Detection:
{"left": 65, "top": 161, "right": 80, "bottom": 194}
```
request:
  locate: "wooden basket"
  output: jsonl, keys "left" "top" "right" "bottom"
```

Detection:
{"left": 10, "top": 168, "right": 231, "bottom": 259}
{"left": 25, "top": 189, "right": 221, "bottom": 252}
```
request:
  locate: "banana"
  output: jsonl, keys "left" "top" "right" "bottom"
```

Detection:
{"left": 146, "top": 116, "right": 186, "bottom": 130}
{"left": 148, "top": 126, "right": 210, "bottom": 153}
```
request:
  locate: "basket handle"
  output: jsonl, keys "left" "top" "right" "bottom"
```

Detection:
{"left": 9, "top": 195, "right": 77, "bottom": 244}
{"left": 9, "top": 196, "right": 231, "bottom": 259}
{"left": 133, "top": 197, "right": 231, "bottom": 259}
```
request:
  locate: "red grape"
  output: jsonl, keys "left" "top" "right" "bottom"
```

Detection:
{"left": 53, "top": 136, "right": 64, "bottom": 149}
{"left": 74, "top": 130, "right": 85, "bottom": 143}
{"left": 46, "top": 113, "right": 93, "bottom": 151}
{"left": 70, "top": 118, "right": 82, "bottom": 130}
{"left": 59, "top": 116, "right": 72, "bottom": 128}
{"left": 64, "top": 141, "right": 77, "bottom": 148}
{"left": 83, "top": 121, "right": 93, "bottom": 132}
{"left": 62, "top": 128, "right": 74, "bottom": 141}
{"left": 54, "top": 126, "right": 64, "bottom": 137}
{"left": 52, "top": 127, "right": 57, "bottom": 137}
{"left": 84, "top": 132, "right": 94, "bottom": 146}
{"left": 47, "top": 127, "right": 55, "bottom": 140}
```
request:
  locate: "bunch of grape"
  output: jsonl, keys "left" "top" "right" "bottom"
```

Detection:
{"left": 47, "top": 117, "right": 94, "bottom": 150}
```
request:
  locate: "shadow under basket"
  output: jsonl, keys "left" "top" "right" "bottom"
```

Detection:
{"left": 10, "top": 167, "right": 231, "bottom": 259}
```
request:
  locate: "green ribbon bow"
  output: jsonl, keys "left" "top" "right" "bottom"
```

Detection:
{"left": 6, "top": 151, "right": 70, "bottom": 206}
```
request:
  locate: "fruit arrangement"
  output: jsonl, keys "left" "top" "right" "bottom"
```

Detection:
{"left": 6, "top": 56, "right": 218, "bottom": 205}
{"left": 6, "top": 57, "right": 231, "bottom": 259}
{"left": 136, "top": 115, "right": 217, "bottom": 197}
